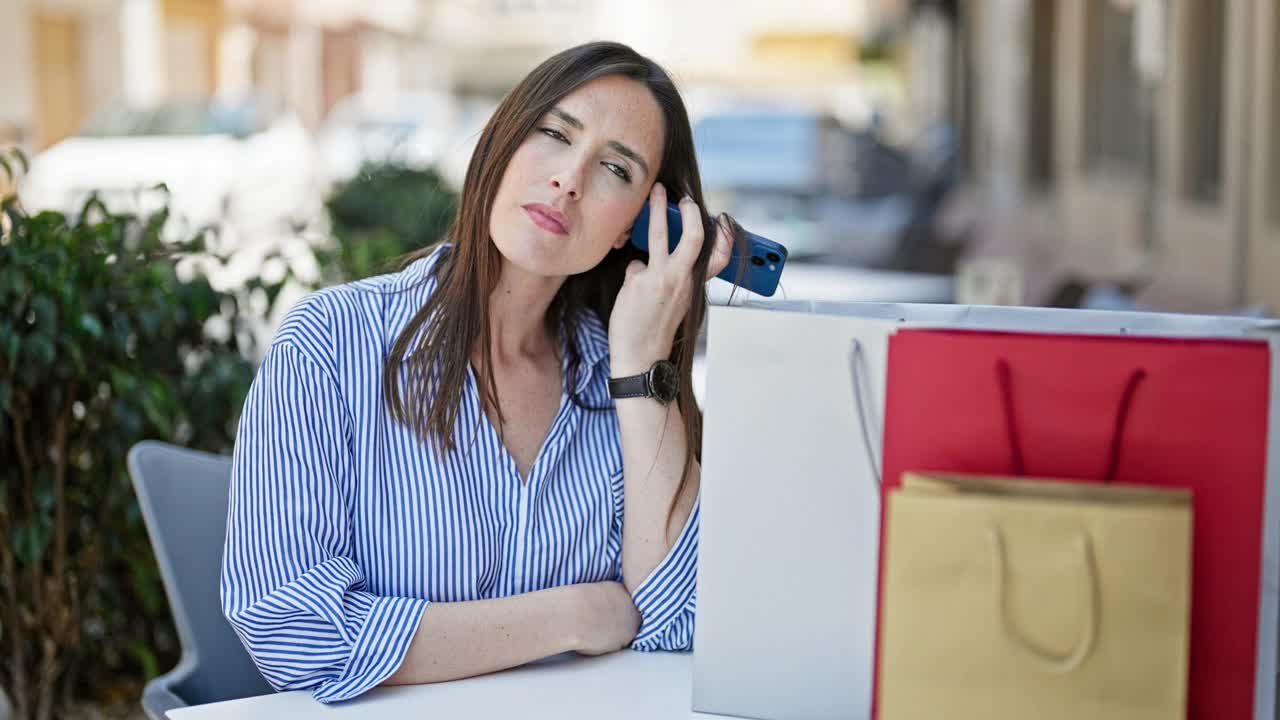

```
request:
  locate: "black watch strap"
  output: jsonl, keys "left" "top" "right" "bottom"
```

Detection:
{"left": 608, "top": 373, "right": 650, "bottom": 399}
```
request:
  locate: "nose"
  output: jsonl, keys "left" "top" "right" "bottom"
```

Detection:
{"left": 549, "top": 160, "right": 584, "bottom": 200}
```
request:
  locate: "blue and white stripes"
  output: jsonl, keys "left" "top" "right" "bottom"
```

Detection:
{"left": 220, "top": 246, "right": 698, "bottom": 703}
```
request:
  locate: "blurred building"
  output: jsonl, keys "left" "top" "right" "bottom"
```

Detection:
{"left": 1, "top": 0, "right": 902, "bottom": 148}
{"left": 0, "top": 0, "right": 432, "bottom": 152}
{"left": 944, "top": 0, "right": 1280, "bottom": 313}
{"left": 0, "top": 0, "right": 228, "bottom": 151}
{"left": 221, "top": 0, "right": 433, "bottom": 127}
{"left": 1, "top": 0, "right": 119, "bottom": 151}
{"left": 419, "top": 0, "right": 900, "bottom": 121}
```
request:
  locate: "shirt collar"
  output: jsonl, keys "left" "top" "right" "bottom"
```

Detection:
{"left": 561, "top": 306, "right": 610, "bottom": 393}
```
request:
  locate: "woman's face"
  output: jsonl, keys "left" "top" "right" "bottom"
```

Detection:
{"left": 489, "top": 74, "right": 665, "bottom": 279}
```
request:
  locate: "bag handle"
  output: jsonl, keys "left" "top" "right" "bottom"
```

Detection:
{"left": 989, "top": 525, "right": 1099, "bottom": 673}
{"left": 996, "top": 359, "right": 1147, "bottom": 482}
{"left": 849, "top": 338, "right": 882, "bottom": 487}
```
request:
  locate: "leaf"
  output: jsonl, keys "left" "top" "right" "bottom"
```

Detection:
{"left": 10, "top": 147, "right": 29, "bottom": 174}
{"left": 1, "top": 196, "right": 23, "bottom": 240}
{"left": 129, "top": 552, "right": 163, "bottom": 614}
{"left": 60, "top": 337, "right": 86, "bottom": 374}
{"left": 14, "top": 518, "right": 52, "bottom": 566}
{"left": 78, "top": 192, "right": 110, "bottom": 226}
{"left": 184, "top": 279, "right": 217, "bottom": 321}
{"left": 127, "top": 641, "right": 159, "bottom": 680}
{"left": 0, "top": 154, "right": 12, "bottom": 184}
{"left": 110, "top": 366, "right": 137, "bottom": 396}
{"left": 31, "top": 293, "right": 57, "bottom": 330}
{"left": 112, "top": 398, "right": 142, "bottom": 436}
{"left": 34, "top": 474, "right": 54, "bottom": 512}
{"left": 140, "top": 382, "right": 173, "bottom": 436}
{"left": 79, "top": 313, "right": 104, "bottom": 339}
{"left": 26, "top": 333, "right": 55, "bottom": 366}
{"left": 265, "top": 280, "right": 284, "bottom": 308}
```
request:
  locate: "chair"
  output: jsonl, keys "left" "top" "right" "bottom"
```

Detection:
{"left": 128, "top": 441, "right": 273, "bottom": 719}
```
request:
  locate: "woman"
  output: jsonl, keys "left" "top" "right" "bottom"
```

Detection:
{"left": 220, "top": 41, "right": 742, "bottom": 703}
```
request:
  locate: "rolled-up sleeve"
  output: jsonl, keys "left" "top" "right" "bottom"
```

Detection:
{"left": 628, "top": 497, "right": 698, "bottom": 651}
{"left": 220, "top": 341, "right": 428, "bottom": 703}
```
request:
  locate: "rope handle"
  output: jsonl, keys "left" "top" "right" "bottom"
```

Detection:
{"left": 988, "top": 525, "right": 1099, "bottom": 673}
{"left": 996, "top": 359, "right": 1147, "bottom": 483}
{"left": 849, "top": 339, "right": 882, "bottom": 487}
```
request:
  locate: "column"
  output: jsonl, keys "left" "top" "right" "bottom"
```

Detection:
{"left": 121, "top": 0, "right": 164, "bottom": 107}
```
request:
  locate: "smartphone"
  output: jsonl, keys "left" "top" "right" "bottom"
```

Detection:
{"left": 629, "top": 201, "right": 787, "bottom": 297}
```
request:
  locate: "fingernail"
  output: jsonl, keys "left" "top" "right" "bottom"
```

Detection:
{"left": 653, "top": 183, "right": 665, "bottom": 196}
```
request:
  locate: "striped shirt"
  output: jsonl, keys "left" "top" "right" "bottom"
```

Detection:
{"left": 220, "top": 245, "right": 698, "bottom": 703}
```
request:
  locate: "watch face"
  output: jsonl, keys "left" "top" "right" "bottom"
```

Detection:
{"left": 649, "top": 360, "right": 680, "bottom": 403}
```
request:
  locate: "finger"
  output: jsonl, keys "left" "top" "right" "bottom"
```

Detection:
{"left": 672, "top": 196, "right": 705, "bottom": 271}
{"left": 624, "top": 258, "right": 646, "bottom": 281}
{"left": 646, "top": 182, "right": 669, "bottom": 272}
{"left": 706, "top": 214, "right": 734, "bottom": 281}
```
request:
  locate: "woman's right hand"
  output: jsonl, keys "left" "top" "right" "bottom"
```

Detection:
{"left": 573, "top": 581, "right": 641, "bottom": 655}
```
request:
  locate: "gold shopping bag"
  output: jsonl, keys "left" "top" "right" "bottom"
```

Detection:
{"left": 876, "top": 472, "right": 1192, "bottom": 720}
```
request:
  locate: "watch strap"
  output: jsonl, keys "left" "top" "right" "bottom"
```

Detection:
{"left": 608, "top": 373, "right": 650, "bottom": 399}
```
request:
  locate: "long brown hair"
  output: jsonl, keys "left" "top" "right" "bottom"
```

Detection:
{"left": 384, "top": 41, "right": 746, "bottom": 504}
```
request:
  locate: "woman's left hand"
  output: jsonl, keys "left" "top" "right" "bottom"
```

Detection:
{"left": 608, "top": 182, "right": 733, "bottom": 377}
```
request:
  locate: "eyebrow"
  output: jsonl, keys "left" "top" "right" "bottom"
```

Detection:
{"left": 549, "top": 107, "right": 651, "bottom": 179}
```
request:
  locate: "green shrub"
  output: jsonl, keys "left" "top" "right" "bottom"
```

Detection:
{"left": 321, "top": 163, "right": 458, "bottom": 282}
{"left": 0, "top": 149, "right": 297, "bottom": 720}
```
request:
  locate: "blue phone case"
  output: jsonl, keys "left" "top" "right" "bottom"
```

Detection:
{"left": 628, "top": 201, "right": 787, "bottom": 297}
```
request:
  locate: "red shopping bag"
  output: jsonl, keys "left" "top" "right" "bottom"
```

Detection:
{"left": 873, "top": 328, "right": 1272, "bottom": 720}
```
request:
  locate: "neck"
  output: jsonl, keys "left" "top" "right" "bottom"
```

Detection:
{"left": 482, "top": 258, "right": 565, "bottom": 364}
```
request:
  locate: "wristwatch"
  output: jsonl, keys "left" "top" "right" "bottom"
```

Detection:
{"left": 609, "top": 359, "right": 680, "bottom": 404}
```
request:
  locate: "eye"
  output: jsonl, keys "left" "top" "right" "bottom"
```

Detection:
{"left": 539, "top": 127, "right": 569, "bottom": 143}
{"left": 603, "top": 162, "right": 632, "bottom": 183}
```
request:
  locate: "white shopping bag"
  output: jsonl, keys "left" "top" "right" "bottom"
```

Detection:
{"left": 694, "top": 309, "right": 895, "bottom": 720}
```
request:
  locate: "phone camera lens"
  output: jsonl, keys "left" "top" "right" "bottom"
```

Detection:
{"left": 766, "top": 252, "right": 781, "bottom": 263}
{"left": 750, "top": 256, "right": 765, "bottom": 267}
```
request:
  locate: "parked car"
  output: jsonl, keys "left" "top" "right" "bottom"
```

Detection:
{"left": 693, "top": 110, "right": 865, "bottom": 261}
{"left": 19, "top": 97, "right": 320, "bottom": 234}
{"left": 693, "top": 110, "right": 962, "bottom": 271}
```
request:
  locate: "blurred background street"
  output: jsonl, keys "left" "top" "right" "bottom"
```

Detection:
{"left": 2, "top": 0, "right": 1276, "bottom": 717}
{"left": 6, "top": 0, "right": 1273, "bottom": 320}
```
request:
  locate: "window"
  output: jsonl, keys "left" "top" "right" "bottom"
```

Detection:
{"left": 952, "top": 4, "right": 978, "bottom": 179}
{"left": 1083, "top": 0, "right": 1140, "bottom": 175}
{"left": 1271, "top": 4, "right": 1280, "bottom": 226}
{"left": 1027, "top": 0, "right": 1057, "bottom": 190}
{"left": 1182, "top": 1, "right": 1226, "bottom": 205}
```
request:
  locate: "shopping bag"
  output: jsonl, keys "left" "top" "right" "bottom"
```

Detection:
{"left": 878, "top": 471, "right": 1192, "bottom": 720}
{"left": 878, "top": 328, "right": 1272, "bottom": 719}
{"left": 694, "top": 307, "right": 899, "bottom": 720}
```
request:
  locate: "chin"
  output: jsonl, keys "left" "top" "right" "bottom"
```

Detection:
{"left": 492, "top": 227, "right": 571, "bottom": 279}
{"left": 511, "top": 239, "right": 568, "bottom": 277}
{"left": 491, "top": 208, "right": 611, "bottom": 278}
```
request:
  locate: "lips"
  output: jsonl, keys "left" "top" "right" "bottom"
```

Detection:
{"left": 521, "top": 203, "right": 570, "bottom": 235}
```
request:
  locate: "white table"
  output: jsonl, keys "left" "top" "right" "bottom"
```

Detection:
{"left": 168, "top": 651, "right": 732, "bottom": 719}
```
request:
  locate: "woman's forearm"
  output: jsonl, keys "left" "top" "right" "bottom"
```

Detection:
{"left": 614, "top": 396, "right": 701, "bottom": 592}
{"left": 383, "top": 584, "right": 582, "bottom": 685}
